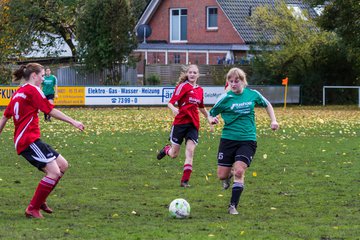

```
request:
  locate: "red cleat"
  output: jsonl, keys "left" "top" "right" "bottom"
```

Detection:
{"left": 25, "top": 206, "right": 44, "bottom": 218}
{"left": 40, "top": 202, "right": 53, "bottom": 214}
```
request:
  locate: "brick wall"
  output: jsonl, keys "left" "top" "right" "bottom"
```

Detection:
{"left": 147, "top": 0, "right": 244, "bottom": 44}
{"left": 188, "top": 52, "right": 207, "bottom": 65}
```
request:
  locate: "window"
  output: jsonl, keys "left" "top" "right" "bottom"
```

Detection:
{"left": 170, "top": 9, "right": 187, "bottom": 42}
{"left": 152, "top": 52, "right": 160, "bottom": 64}
{"left": 207, "top": 7, "right": 218, "bottom": 29}
{"left": 174, "top": 53, "right": 180, "bottom": 64}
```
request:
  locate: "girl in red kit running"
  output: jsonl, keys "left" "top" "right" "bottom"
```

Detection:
{"left": 157, "top": 64, "right": 214, "bottom": 187}
{"left": 0, "top": 63, "right": 84, "bottom": 218}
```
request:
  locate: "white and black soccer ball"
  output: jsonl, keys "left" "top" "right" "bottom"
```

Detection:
{"left": 169, "top": 198, "right": 191, "bottom": 219}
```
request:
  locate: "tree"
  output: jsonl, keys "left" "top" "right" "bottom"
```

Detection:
{"left": 248, "top": 1, "right": 356, "bottom": 104}
{"left": 305, "top": 0, "right": 360, "bottom": 82}
{"left": 76, "top": 0, "right": 137, "bottom": 85}
{"left": 129, "top": 0, "right": 151, "bottom": 20}
{"left": 0, "top": 0, "right": 79, "bottom": 59}
{"left": 0, "top": 0, "right": 15, "bottom": 83}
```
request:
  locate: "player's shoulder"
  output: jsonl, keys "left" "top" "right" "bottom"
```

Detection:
{"left": 25, "top": 83, "right": 46, "bottom": 97}
{"left": 247, "top": 88, "right": 266, "bottom": 99}
{"left": 246, "top": 87, "right": 260, "bottom": 94}
{"left": 24, "top": 83, "right": 38, "bottom": 91}
{"left": 214, "top": 92, "right": 230, "bottom": 105}
{"left": 175, "top": 81, "right": 192, "bottom": 94}
{"left": 246, "top": 87, "right": 269, "bottom": 104}
{"left": 10, "top": 84, "right": 31, "bottom": 101}
{"left": 19, "top": 83, "right": 32, "bottom": 93}
{"left": 179, "top": 81, "right": 192, "bottom": 89}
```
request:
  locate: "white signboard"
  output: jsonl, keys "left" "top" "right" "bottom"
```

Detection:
{"left": 85, "top": 86, "right": 224, "bottom": 106}
{"left": 84, "top": 86, "right": 300, "bottom": 106}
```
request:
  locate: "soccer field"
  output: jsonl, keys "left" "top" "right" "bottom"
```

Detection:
{"left": 0, "top": 106, "right": 359, "bottom": 239}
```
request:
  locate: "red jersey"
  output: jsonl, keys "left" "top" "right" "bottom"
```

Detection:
{"left": 3, "top": 83, "right": 54, "bottom": 154}
{"left": 169, "top": 81, "right": 205, "bottom": 130}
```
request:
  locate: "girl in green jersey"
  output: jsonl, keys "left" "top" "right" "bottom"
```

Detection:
{"left": 42, "top": 67, "right": 58, "bottom": 121}
{"left": 210, "top": 67, "right": 279, "bottom": 214}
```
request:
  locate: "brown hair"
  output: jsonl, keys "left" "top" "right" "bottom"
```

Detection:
{"left": 176, "top": 64, "right": 199, "bottom": 86}
{"left": 12, "top": 63, "right": 44, "bottom": 83}
{"left": 226, "top": 67, "right": 248, "bottom": 87}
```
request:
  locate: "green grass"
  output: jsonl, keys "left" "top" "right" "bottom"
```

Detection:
{"left": 0, "top": 106, "right": 359, "bottom": 239}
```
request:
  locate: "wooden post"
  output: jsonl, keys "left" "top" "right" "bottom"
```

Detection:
{"left": 282, "top": 77, "right": 288, "bottom": 110}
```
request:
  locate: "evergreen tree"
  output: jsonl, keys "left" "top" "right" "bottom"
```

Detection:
{"left": 76, "top": 0, "right": 137, "bottom": 85}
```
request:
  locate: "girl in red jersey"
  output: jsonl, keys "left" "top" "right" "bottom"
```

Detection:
{"left": 157, "top": 64, "right": 214, "bottom": 187}
{"left": 0, "top": 63, "right": 84, "bottom": 218}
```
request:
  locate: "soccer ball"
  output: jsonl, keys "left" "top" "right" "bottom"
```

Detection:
{"left": 169, "top": 198, "right": 191, "bottom": 219}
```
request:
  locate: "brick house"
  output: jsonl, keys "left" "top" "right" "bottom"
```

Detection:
{"left": 134, "top": 0, "right": 318, "bottom": 83}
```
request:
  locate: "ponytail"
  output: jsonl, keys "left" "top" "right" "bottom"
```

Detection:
{"left": 12, "top": 63, "right": 44, "bottom": 83}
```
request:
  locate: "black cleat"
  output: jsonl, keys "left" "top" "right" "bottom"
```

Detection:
{"left": 157, "top": 144, "right": 170, "bottom": 160}
{"left": 222, "top": 174, "right": 233, "bottom": 190}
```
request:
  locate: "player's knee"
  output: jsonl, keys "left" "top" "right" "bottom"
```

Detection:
{"left": 218, "top": 174, "right": 227, "bottom": 180}
{"left": 56, "top": 156, "right": 69, "bottom": 173}
{"left": 217, "top": 170, "right": 228, "bottom": 180}
{"left": 60, "top": 160, "right": 69, "bottom": 172}
{"left": 234, "top": 168, "right": 245, "bottom": 178}
{"left": 169, "top": 150, "right": 179, "bottom": 158}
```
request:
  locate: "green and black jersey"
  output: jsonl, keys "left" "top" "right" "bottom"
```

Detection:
{"left": 42, "top": 74, "right": 57, "bottom": 96}
{"left": 210, "top": 88, "right": 269, "bottom": 141}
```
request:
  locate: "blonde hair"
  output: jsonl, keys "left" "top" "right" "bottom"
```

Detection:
{"left": 176, "top": 64, "right": 199, "bottom": 86}
{"left": 226, "top": 67, "right": 248, "bottom": 87}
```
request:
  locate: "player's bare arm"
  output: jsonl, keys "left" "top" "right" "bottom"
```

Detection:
{"left": 168, "top": 102, "right": 179, "bottom": 116}
{"left": 265, "top": 104, "right": 279, "bottom": 130}
{"left": 0, "top": 116, "right": 10, "bottom": 135}
{"left": 48, "top": 109, "right": 85, "bottom": 131}
{"left": 199, "top": 108, "right": 216, "bottom": 131}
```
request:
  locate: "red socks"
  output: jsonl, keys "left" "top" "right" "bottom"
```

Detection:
{"left": 164, "top": 145, "right": 171, "bottom": 155}
{"left": 28, "top": 176, "right": 56, "bottom": 210}
{"left": 181, "top": 164, "right": 193, "bottom": 182}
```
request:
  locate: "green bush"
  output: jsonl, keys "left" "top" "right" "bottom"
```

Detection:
{"left": 0, "top": 65, "right": 12, "bottom": 85}
{"left": 146, "top": 74, "right": 160, "bottom": 85}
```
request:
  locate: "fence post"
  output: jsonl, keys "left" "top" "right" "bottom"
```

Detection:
{"left": 143, "top": 59, "right": 147, "bottom": 85}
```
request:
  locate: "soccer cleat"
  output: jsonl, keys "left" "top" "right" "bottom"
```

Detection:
{"left": 228, "top": 204, "right": 239, "bottom": 215}
{"left": 180, "top": 181, "right": 190, "bottom": 188}
{"left": 25, "top": 206, "right": 44, "bottom": 219}
{"left": 222, "top": 174, "right": 233, "bottom": 190}
{"left": 40, "top": 202, "right": 53, "bottom": 214}
{"left": 157, "top": 144, "right": 170, "bottom": 160}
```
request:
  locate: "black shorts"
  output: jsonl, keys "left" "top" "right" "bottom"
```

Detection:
{"left": 170, "top": 123, "right": 198, "bottom": 145}
{"left": 217, "top": 138, "right": 257, "bottom": 167}
{"left": 46, "top": 94, "right": 55, "bottom": 100}
{"left": 20, "top": 139, "right": 59, "bottom": 171}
